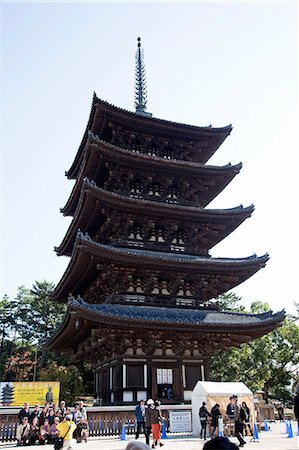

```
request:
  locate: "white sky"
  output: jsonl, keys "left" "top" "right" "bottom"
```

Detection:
{"left": 1, "top": 2, "right": 298, "bottom": 314}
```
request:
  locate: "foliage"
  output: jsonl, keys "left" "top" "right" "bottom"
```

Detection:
{"left": 38, "top": 364, "right": 83, "bottom": 405}
{"left": 210, "top": 301, "right": 299, "bottom": 402}
{"left": 216, "top": 292, "right": 246, "bottom": 312}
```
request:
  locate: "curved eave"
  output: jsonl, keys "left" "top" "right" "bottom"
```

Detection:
{"left": 52, "top": 236, "right": 269, "bottom": 300}
{"left": 66, "top": 94, "right": 232, "bottom": 179}
{"left": 45, "top": 300, "right": 285, "bottom": 352}
{"left": 55, "top": 182, "right": 254, "bottom": 256}
{"left": 61, "top": 138, "right": 242, "bottom": 216}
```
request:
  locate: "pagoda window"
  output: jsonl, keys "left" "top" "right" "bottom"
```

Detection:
{"left": 185, "top": 365, "right": 202, "bottom": 389}
{"left": 166, "top": 185, "right": 180, "bottom": 203}
{"left": 127, "top": 364, "right": 144, "bottom": 388}
{"left": 129, "top": 180, "right": 143, "bottom": 195}
{"left": 128, "top": 225, "right": 143, "bottom": 241}
{"left": 148, "top": 182, "right": 161, "bottom": 197}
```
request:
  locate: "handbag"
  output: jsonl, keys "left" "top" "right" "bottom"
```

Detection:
{"left": 54, "top": 425, "right": 71, "bottom": 450}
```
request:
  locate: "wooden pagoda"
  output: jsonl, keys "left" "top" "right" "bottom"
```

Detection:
{"left": 46, "top": 39, "right": 284, "bottom": 405}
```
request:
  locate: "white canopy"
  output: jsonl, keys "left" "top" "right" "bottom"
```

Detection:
{"left": 192, "top": 381, "right": 254, "bottom": 435}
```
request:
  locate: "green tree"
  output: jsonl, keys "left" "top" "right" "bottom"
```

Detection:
{"left": 210, "top": 302, "right": 299, "bottom": 402}
{"left": 38, "top": 364, "right": 83, "bottom": 405}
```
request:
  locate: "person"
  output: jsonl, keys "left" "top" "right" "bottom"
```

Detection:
{"left": 231, "top": 396, "right": 246, "bottom": 447}
{"left": 29, "top": 405, "right": 40, "bottom": 424}
{"left": 210, "top": 403, "right": 221, "bottom": 438}
{"left": 57, "top": 400, "right": 67, "bottom": 418}
{"left": 39, "top": 406, "right": 49, "bottom": 426}
{"left": 199, "top": 401, "right": 210, "bottom": 440}
{"left": 150, "top": 400, "right": 164, "bottom": 449}
{"left": 72, "top": 404, "right": 82, "bottom": 424}
{"left": 18, "top": 402, "right": 30, "bottom": 424}
{"left": 145, "top": 399, "right": 155, "bottom": 446}
{"left": 49, "top": 416, "right": 60, "bottom": 443}
{"left": 226, "top": 397, "right": 235, "bottom": 419}
{"left": 135, "top": 400, "right": 146, "bottom": 440}
{"left": 48, "top": 408, "right": 55, "bottom": 425}
{"left": 78, "top": 401, "right": 87, "bottom": 421}
{"left": 16, "top": 416, "right": 30, "bottom": 446}
{"left": 56, "top": 414, "right": 77, "bottom": 449}
{"left": 294, "top": 386, "right": 299, "bottom": 427}
{"left": 39, "top": 418, "right": 51, "bottom": 445}
{"left": 28, "top": 416, "right": 40, "bottom": 445}
{"left": 276, "top": 403, "right": 284, "bottom": 421}
{"left": 126, "top": 441, "right": 151, "bottom": 450}
{"left": 241, "top": 402, "right": 252, "bottom": 436}
{"left": 203, "top": 436, "right": 240, "bottom": 449}
{"left": 74, "top": 417, "right": 89, "bottom": 443}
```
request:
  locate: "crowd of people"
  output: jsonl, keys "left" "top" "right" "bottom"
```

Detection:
{"left": 16, "top": 401, "right": 88, "bottom": 447}
{"left": 198, "top": 396, "right": 252, "bottom": 447}
{"left": 134, "top": 399, "right": 164, "bottom": 449}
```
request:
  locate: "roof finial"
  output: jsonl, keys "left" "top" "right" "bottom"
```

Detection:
{"left": 134, "top": 37, "right": 152, "bottom": 117}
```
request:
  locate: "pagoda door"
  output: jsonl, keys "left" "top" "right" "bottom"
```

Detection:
{"left": 151, "top": 365, "right": 183, "bottom": 403}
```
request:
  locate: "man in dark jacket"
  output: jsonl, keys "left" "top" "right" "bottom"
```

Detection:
{"left": 18, "top": 402, "right": 30, "bottom": 424}
{"left": 135, "top": 400, "right": 146, "bottom": 439}
{"left": 199, "top": 401, "right": 210, "bottom": 440}
{"left": 294, "top": 386, "right": 299, "bottom": 427}
{"left": 231, "top": 395, "right": 246, "bottom": 447}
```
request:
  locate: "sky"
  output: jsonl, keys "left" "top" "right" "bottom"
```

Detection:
{"left": 1, "top": 1, "right": 298, "bottom": 315}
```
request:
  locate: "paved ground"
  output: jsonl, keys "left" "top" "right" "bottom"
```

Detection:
{"left": 1, "top": 422, "right": 298, "bottom": 450}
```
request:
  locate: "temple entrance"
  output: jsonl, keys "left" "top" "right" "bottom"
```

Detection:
{"left": 152, "top": 365, "right": 183, "bottom": 403}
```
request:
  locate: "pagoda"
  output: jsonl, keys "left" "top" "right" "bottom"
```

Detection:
{"left": 46, "top": 38, "right": 284, "bottom": 405}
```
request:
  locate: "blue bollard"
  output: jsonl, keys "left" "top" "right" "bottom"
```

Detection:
{"left": 161, "top": 422, "right": 167, "bottom": 439}
{"left": 218, "top": 417, "right": 224, "bottom": 437}
{"left": 253, "top": 423, "right": 259, "bottom": 441}
{"left": 285, "top": 421, "right": 289, "bottom": 434}
{"left": 120, "top": 423, "right": 126, "bottom": 440}
{"left": 297, "top": 425, "right": 299, "bottom": 436}
{"left": 287, "top": 421, "right": 294, "bottom": 438}
{"left": 264, "top": 419, "right": 269, "bottom": 431}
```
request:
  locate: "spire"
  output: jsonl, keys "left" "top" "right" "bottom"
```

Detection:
{"left": 134, "top": 37, "right": 152, "bottom": 117}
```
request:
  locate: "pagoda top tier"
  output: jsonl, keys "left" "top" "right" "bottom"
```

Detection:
{"left": 66, "top": 94, "right": 232, "bottom": 179}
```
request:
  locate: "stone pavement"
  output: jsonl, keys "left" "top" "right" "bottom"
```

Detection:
{"left": 1, "top": 421, "right": 298, "bottom": 450}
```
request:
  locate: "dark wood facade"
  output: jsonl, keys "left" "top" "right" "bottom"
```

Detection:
{"left": 47, "top": 94, "right": 284, "bottom": 405}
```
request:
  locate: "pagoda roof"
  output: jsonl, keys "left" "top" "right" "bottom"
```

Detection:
{"left": 67, "top": 94, "right": 232, "bottom": 179}
{"left": 55, "top": 179, "right": 254, "bottom": 256}
{"left": 52, "top": 234, "right": 269, "bottom": 301}
{"left": 61, "top": 136, "right": 241, "bottom": 216}
{"left": 45, "top": 297, "right": 285, "bottom": 352}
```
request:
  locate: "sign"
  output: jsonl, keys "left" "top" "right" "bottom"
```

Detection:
{"left": 156, "top": 369, "right": 173, "bottom": 385}
{"left": 0, "top": 381, "right": 60, "bottom": 406}
{"left": 169, "top": 411, "right": 192, "bottom": 432}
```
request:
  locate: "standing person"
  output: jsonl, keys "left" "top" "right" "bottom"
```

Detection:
{"left": 16, "top": 417, "right": 30, "bottom": 446}
{"left": 150, "top": 400, "right": 164, "bottom": 449}
{"left": 135, "top": 400, "right": 146, "bottom": 439}
{"left": 58, "top": 400, "right": 67, "bottom": 419}
{"left": 72, "top": 404, "right": 81, "bottom": 424}
{"left": 145, "top": 399, "right": 155, "bottom": 447}
{"left": 78, "top": 401, "right": 87, "bottom": 421}
{"left": 199, "top": 401, "right": 210, "bottom": 440}
{"left": 276, "top": 403, "right": 284, "bottom": 421}
{"left": 294, "top": 386, "right": 299, "bottom": 428}
{"left": 56, "top": 414, "right": 77, "bottom": 449}
{"left": 39, "top": 406, "right": 49, "bottom": 426}
{"left": 30, "top": 405, "right": 40, "bottom": 424}
{"left": 241, "top": 402, "right": 252, "bottom": 436}
{"left": 226, "top": 397, "right": 235, "bottom": 419}
{"left": 210, "top": 403, "right": 221, "bottom": 438}
{"left": 231, "top": 395, "right": 246, "bottom": 447}
{"left": 18, "top": 402, "right": 30, "bottom": 423}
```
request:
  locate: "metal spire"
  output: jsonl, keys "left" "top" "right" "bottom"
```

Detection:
{"left": 134, "top": 37, "right": 152, "bottom": 117}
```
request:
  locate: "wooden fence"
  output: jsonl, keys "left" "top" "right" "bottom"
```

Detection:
{"left": 0, "top": 410, "right": 172, "bottom": 443}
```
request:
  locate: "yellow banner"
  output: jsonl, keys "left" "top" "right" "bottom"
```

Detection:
{"left": 0, "top": 381, "right": 60, "bottom": 406}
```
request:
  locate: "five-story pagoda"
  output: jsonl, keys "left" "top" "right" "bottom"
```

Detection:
{"left": 46, "top": 38, "right": 284, "bottom": 405}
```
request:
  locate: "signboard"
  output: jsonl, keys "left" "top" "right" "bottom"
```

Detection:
{"left": 169, "top": 411, "right": 192, "bottom": 432}
{"left": 0, "top": 381, "right": 60, "bottom": 406}
{"left": 156, "top": 369, "right": 173, "bottom": 385}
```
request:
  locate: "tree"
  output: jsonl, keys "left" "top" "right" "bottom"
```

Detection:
{"left": 210, "top": 301, "right": 299, "bottom": 402}
{"left": 38, "top": 364, "right": 83, "bottom": 405}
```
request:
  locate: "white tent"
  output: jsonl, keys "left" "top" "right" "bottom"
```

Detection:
{"left": 192, "top": 381, "right": 254, "bottom": 435}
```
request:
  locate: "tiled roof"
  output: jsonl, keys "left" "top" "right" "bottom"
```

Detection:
{"left": 70, "top": 297, "right": 285, "bottom": 329}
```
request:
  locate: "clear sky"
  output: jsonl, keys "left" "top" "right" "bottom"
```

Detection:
{"left": 1, "top": 2, "right": 298, "bottom": 314}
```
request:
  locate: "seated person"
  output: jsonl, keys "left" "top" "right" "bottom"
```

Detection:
{"left": 16, "top": 417, "right": 30, "bottom": 446}
{"left": 39, "top": 418, "right": 50, "bottom": 445}
{"left": 49, "top": 416, "right": 60, "bottom": 443}
{"left": 74, "top": 417, "right": 89, "bottom": 443}
{"left": 28, "top": 417, "right": 39, "bottom": 445}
